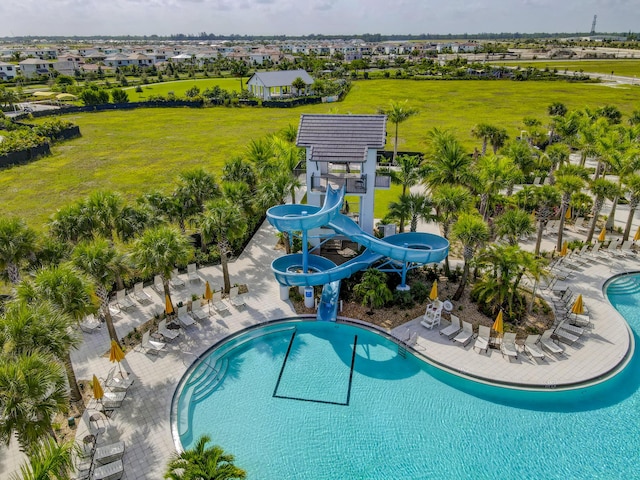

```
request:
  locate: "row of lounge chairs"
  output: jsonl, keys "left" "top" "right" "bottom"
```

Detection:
{"left": 76, "top": 408, "right": 126, "bottom": 480}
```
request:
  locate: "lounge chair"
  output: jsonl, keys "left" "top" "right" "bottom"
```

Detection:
{"left": 191, "top": 303, "right": 209, "bottom": 322}
{"left": 104, "top": 367, "right": 133, "bottom": 392}
{"left": 92, "top": 459, "right": 124, "bottom": 480}
{"left": 101, "top": 391, "right": 126, "bottom": 409}
{"left": 540, "top": 329, "right": 564, "bottom": 356}
{"left": 500, "top": 332, "right": 518, "bottom": 359}
{"left": 603, "top": 238, "right": 620, "bottom": 256}
{"left": 439, "top": 315, "right": 461, "bottom": 339}
{"left": 158, "top": 318, "right": 180, "bottom": 341}
{"left": 453, "top": 321, "right": 474, "bottom": 347}
{"left": 553, "top": 326, "right": 579, "bottom": 345}
{"left": 187, "top": 263, "right": 200, "bottom": 283}
{"left": 229, "top": 286, "right": 247, "bottom": 308}
{"left": 170, "top": 269, "right": 185, "bottom": 289}
{"left": 94, "top": 441, "right": 125, "bottom": 466}
{"left": 523, "top": 335, "right": 545, "bottom": 361}
{"left": 613, "top": 240, "right": 635, "bottom": 258}
{"left": 212, "top": 291, "right": 230, "bottom": 314}
{"left": 80, "top": 314, "right": 101, "bottom": 333}
{"left": 141, "top": 331, "right": 165, "bottom": 355}
{"left": 473, "top": 325, "right": 491, "bottom": 354}
{"left": 153, "top": 275, "right": 164, "bottom": 293}
{"left": 115, "top": 289, "right": 135, "bottom": 311}
{"left": 557, "top": 320, "right": 584, "bottom": 337}
{"left": 177, "top": 305, "right": 196, "bottom": 328}
{"left": 568, "top": 312, "right": 592, "bottom": 328}
{"left": 133, "top": 282, "right": 152, "bottom": 304}
{"left": 572, "top": 217, "right": 587, "bottom": 232}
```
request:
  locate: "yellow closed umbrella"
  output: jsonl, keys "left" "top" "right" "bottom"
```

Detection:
{"left": 205, "top": 281, "right": 213, "bottom": 302}
{"left": 598, "top": 227, "right": 607, "bottom": 243}
{"left": 634, "top": 225, "right": 640, "bottom": 242}
{"left": 571, "top": 294, "right": 584, "bottom": 315}
{"left": 565, "top": 206, "right": 572, "bottom": 219}
{"left": 429, "top": 280, "right": 438, "bottom": 301}
{"left": 560, "top": 241, "right": 568, "bottom": 256}
{"left": 165, "top": 294, "right": 174, "bottom": 315}
{"left": 109, "top": 339, "right": 125, "bottom": 376}
{"left": 92, "top": 374, "right": 104, "bottom": 402}
{"left": 492, "top": 310, "right": 504, "bottom": 335}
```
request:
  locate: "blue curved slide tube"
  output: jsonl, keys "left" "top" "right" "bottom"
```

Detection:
{"left": 266, "top": 186, "right": 449, "bottom": 321}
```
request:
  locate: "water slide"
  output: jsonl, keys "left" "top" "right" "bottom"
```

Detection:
{"left": 267, "top": 186, "right": 449, "bottom": 320}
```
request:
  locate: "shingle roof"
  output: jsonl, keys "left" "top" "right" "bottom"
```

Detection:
{"left": 296, "top": 114, "right": 387, "bottom": 162}
{"left": 247, "top": 69, "right": 314, "bottom": 87}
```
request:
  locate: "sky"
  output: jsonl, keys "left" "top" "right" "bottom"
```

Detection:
{"left": 2, "top": 0, "right": 639, "bottom": 37}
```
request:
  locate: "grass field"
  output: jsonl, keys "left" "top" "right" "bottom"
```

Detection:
{"left": 490, "top": 59, "right": 640, "bottom": 77}
{"left": 3, "top": 78, "right": 640, "bottom": 229}
{"left": 123, "top": 77, "right": 242, "bottom": 100}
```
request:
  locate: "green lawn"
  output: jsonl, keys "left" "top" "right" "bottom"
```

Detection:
{"left": 490, "top": 59, "right": 640, "bottom": 77}
{"left": 123, "top": 77, "right": 242, "bottom": 100}
{"left": 3, "top": 79, "right": 640, "bottom": 229}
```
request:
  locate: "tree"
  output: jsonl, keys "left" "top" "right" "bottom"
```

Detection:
{"left": 200, "top": 200, "right": 247, "bottom": 294}
{"left": 165, "top": 435, "right": 246, "bottom": 480}
{"left": 0, "top": 352, "right": 68, "bottom": 454}
{"left": 271, "top": 136, "right": 303, "bottom": 204}
{"left": 222, "top": 157, "right": 257, "bottom": 191}
{"left": 622, "top": 174, "right": 640, "bottom": 242}
{"left": 291, "top": 76, "right": 306, "bottom": 95}
{"left": 378, "top": 100, "right": 419, "bottom": 161}
{"left": 474, "top": 155, "right": 520, "bottom": 220}
{"left": 494, "top": 209, "right": 535, "bottom": 246}
{"left": 451, "top": 214, "right": 489, "bottom": 301}
{"left": 16, "top": 265, "right": 96, "bottom": 403}
{"left": 111, "top": 88, "right": 129, "bottom": 103}
{"left": 488, "top": 127, "right": 509, "bottom": 154}
{"left": 131, "top": 226, "right": 192, "bottom": 309}
{"left": 176, "top": 168, "right": 221, "bottom": 215}
{"left": 389, "top": 154, "right": 422, "bottom": 196}
{"left": 532, "top": 185, "right": 560, "bottom": 256}
{"left": 471, "top": 123, "right": 495, "bottom": 156}
{"left": 72, "top": 239, "right": 124, "bottom": 347}
{"left": 554, "top": 174, "right": 585, "bottom": 251}
{"left": 500, "top": 140, "right": 536, "bottom": 178}
{"left": 585, "top": 179, "right": 619, "bottom": 243}
{"left": 11, "top": 437, "right": 76, "bottom": 480}
{"left": 406, "top": 193, "right": 436, "bottom": 232}
{"left": 422, "top": 130, "right": 476, "bottom": 189}
{"left": 230, "top": 60, "right": 249, "bottom": 91}
{"left": 0, "top": 217, "right": 37, "bottom": 284}
{"left": 353, "top": 269, "right": 392, "bottom": 314}
{"left": 548, "top": 101, "right": 568, "bottom": 117}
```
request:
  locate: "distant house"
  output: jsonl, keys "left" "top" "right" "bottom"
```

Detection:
{"left": 246, "top": 69, "right": 314, "bottom": 101}
{"left": 19, "top": 58, "right": 55, "bottom": 78}
{"left": 0, "top": 62, "right": 18, "bottom": 80}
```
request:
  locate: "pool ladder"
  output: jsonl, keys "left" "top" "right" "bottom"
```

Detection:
{"left": 397, "top": 345, "right": 407, "bottom": 358}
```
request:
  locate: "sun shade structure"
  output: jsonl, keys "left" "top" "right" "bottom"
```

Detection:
{"left": 165, "top": 294, "right": 174, "bottom": 315}
{"left": 92, "top": 374, "right": 104, "bottom": 401}
{"left": 429, "top": 280, "right": 438, "bottom": 301}
{"left": 56, "top": 93, "right": 77, "bottom": 100}
{"left": 492, "top": 310, "right": 504, "bottom": 335}
{"left": 32, "top": 91, "right": 55, "bottom": 97}
{"left": 571, "top": 294, "right": 584, "bottom": 315}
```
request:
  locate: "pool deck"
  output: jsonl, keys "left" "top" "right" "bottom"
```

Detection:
{"left": 1, "top": 216, "right": 638, "bottom": 478}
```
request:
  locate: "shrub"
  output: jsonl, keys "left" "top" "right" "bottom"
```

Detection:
{"left": 411, "top": 281, "right": 430, "bottom": 304}
{"left": 392, "top": 290, "right": 414, "bottom": 309}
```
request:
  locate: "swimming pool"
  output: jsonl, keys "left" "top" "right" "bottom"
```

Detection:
{"left": 173, "top": 274, "right": 640, "bottom": 479}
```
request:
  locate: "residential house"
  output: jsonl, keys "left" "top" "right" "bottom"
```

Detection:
{"left": 19, "top": 58, "right": 55, "bottom": 78}
{"left": 0, "top": 62, "right": 18, "bottom": 80}
{"left": 246, "top": 69, "right": 314, "bottom": 100}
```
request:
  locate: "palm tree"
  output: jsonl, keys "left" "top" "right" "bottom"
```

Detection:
{"left": 221, "top": 156, "right": 257, "bottom": 191}
{"left": 165, "top": 435, "right": 246, "bottom": 480}
{"left": 422, "top": 131, "right": 476, "bottom": 189}
{"left": 431, "top": 185, "right": 474, "bottom": 276}
{"left": 451, "top": 214, "right": 489, "bottom": 301}
{"left": 246, "top": 137, "right": 276, "bottom": 179}
{"left": 0, "top": 352, "right": 68, "bottom": 454}
{"left": 131, "top": 226, "right": 192, "bottom": 309}
{"left": 488, "top": 127, "right": 509, "bottom": 154}
{"left": 544, "top": 143, "right": 572, "bottom": 183}
{"left": 389, "top": 154, "right": 422, "bottom": 196}
{"left": 71, "top": 239, "right": 123, "bottom": 347}
{"left": 500, "top": 140, "right": 537, "bottom": 178}
{"left": 200, "top": 200, "right": 247, "bottom": 294}
{"left": 532, "top": 185, "right": 561, "bottom": 256}
{"left": 585, "top": 179, "right": 620, "bottom": 243}
{"left": 0, "top": 217, "right": 37, "bottom": 284}
{"left": 176, "top": 168, "right": 221, "bottom": 223}
{"left": 387, "top": 195, "right": 412, "bottom": 233}
{"left": 554, "top": 174, "right": 586, "bottom": 251}
{"left": 471, "top": 123, "right": 495, "bottom": 156}
{"left": 406, "top": 193, "right": 436, "bottom": 232}
{"left": 378, "top": 100, "right": 419, "bottom": 161}
{"left": 353, "top": 269, "right": 392, "bottom": 314}
{"left": 494, "top": 209, "right": 535, "bottom": 246}
{"left": 271, "top": 136, "right": 303, "bottom": 204}
{"left": 474, "top": 155, "right": 520, "bottom": 220}
{"left": 16, "top": 265, "right": 96, "bottom": 403}
{"left": 11, "top": 437, "right": 77, "bottom": 479}
{"left": 621, "top": 174, "right": 640, "bottom": 242}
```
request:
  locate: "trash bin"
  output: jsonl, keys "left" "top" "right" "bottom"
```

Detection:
{"left": 304, "top": 287, "right": 314, "bottom": 308}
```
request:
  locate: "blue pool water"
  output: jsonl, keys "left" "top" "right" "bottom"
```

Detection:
{"left": 175, "top": 275, "right": 640, "bottom": 479}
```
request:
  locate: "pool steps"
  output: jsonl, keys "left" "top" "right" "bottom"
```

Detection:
{"left": 178, "top": 325, "right": 296, "bottom": 439}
